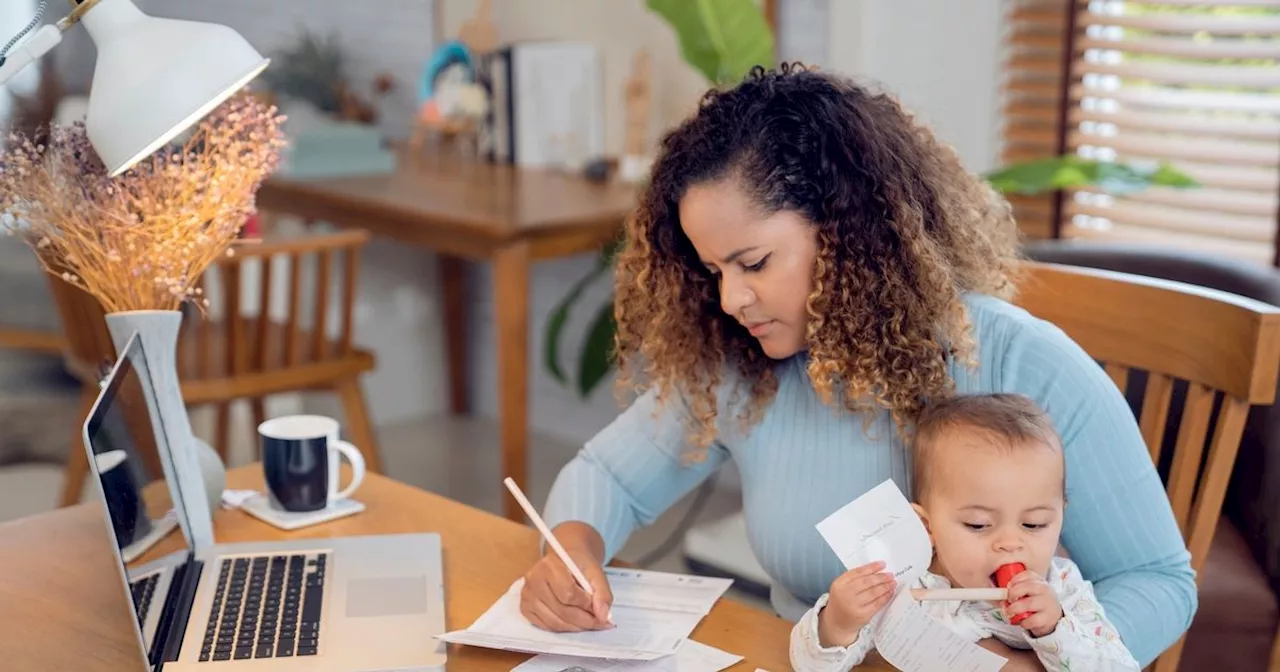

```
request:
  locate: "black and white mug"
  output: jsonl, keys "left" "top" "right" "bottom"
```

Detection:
{"left": 258, "top": 415, "right": 366, "bottom": 513}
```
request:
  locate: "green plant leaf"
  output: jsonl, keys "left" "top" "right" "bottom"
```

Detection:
{"left": 1149, "top": 162, "right": 1200, "bottom": 189}
{"left": 984, "top": 155, "right": 1070, "bottom": 195}
{"left": 576, "top": 299, "right": 617, "bottom": 398}
{"left": 543, "top": 246, "right": 617, "bottom": 385}
{"left": 646, "top": 0, "right": 776, "bottom": 84}
{"left": 984, "top": 155, "right": 1199, "bottom": 196}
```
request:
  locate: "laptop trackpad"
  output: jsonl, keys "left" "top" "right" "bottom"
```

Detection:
{"left": 345, "top": 576, "right": 429, "bottom": 618}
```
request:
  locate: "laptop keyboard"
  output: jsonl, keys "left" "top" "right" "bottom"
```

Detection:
{"left": 199, "top": 553, "right": 329, "bottom": 662}
{"left": 131, "top": 573, "right": 160, "bottom": 625}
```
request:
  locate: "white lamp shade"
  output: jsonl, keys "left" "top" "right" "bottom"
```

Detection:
{"left": 81, "top": 0, "right": 269, "bottom": 176}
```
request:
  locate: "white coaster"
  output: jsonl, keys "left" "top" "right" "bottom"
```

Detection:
{"left": 238, "top": 493, "right": 366, "bottom": 531}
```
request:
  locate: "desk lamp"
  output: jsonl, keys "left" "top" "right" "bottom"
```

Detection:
{"left": 0, "top": 0, "right": 269, "bottom": 176}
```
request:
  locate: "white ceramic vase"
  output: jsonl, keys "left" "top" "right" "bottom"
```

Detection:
{"left": 104, "top": 309, "right": 222, "bottom": 548}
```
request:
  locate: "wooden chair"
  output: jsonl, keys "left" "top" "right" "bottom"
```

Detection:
{"left": 52, "top": 230, "right": 382, "bottom": 507}
{"left": 0, "top": 328, "right": 65, "bottom": 355}
{"left": 1014, "top": 261, "right": 1280, "bottom": 671}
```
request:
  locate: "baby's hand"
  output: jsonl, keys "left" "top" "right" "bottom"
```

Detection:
{"left": 817, "top": 560, "right": 896, "bottom": 647}
{"left": 1004, "top": 570, "right": 1063, "bottom": 638}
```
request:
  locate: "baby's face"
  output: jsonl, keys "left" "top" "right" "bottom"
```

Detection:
{"left": 915, "top": 428, "right": 1065, "bottom": 591}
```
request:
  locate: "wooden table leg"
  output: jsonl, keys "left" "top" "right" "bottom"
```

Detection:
{"left": 439, "top": 255, "right": 470, "bottom": 415}
{"left": 494, "top": 242, "right": 530, "bottom": 521}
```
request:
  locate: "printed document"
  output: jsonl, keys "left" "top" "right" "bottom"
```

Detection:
{"left": 509, "top": 639, "right": 742, "bottom": 672}
{"left": 438, "top": 567, "right": 732, "bottom": 660}
{"left": 815, "top": 480, "right": 1007, "bottom": 672}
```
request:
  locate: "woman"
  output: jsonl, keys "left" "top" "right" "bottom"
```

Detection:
{"left": 519, "top": 64, "right": 1194, "bottom": 669}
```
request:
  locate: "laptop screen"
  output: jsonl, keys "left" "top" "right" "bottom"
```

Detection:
{"left": 85, "top": 337, "right": 192, "bottom": 661}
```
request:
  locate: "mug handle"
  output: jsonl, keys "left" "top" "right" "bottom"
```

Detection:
{"left": 330, "top": 441, "right": 367, "bottom": 501}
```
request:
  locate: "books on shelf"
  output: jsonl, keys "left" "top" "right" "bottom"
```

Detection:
{"left": 480, "top": 40, "right": 605, "bottom": 170}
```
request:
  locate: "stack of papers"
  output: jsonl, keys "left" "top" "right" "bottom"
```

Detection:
{"left": 438, "top": 567, "right": 741, "bottom": 670}
{"left": 512, "top": 640, "right": 742, "bottom": 672}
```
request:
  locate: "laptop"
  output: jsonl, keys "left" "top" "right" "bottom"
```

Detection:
{"left": 83, "top": 332, "right": 448, "bottom": 671}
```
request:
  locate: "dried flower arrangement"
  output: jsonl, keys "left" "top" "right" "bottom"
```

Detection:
{"left": 0, "top": 92, "right": 287, "bottom": 313}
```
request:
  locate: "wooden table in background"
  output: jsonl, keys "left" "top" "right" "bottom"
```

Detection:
{"left": 257, "top": 152, "right": 638, "bottom": 521}
{"left": 0, "top": 465, "right": 844, "bottom": 671}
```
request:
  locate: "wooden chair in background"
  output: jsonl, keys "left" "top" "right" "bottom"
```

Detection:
{"left": 0, "top": 328, "right": 65, "bottom": 355}
{"left": 52, "top": 230, "right": 382, "bottom": 507}
{"left": 1014, "top": 261, "right": 1280, "bottom": 671}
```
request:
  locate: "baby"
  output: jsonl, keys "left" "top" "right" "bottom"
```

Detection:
{"left": 791, "top": 393, "right": 1140, "bottom": 671}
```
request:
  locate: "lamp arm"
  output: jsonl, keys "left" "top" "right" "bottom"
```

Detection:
{"left": 0, "top": 24, "right": 63, "bottom": 87}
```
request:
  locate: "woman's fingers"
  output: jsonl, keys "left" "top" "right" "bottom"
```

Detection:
{"left": 529, "top": 598, "right": 581, "bottom": 632}
{"left": 523, "top": 572, "right": 597, "bottom": 631}
{"left": 581, "top": 562, "right": 614, "bottom": 624}
{"left": 520, "top": 548, "right": 613, "bottom": 632}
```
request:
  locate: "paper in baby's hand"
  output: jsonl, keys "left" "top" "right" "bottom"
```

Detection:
{"left": 815, "top": 480, "right": 1006, "bottom": 672}
{"left": 815, "top": 479, "right": 933, "bottom": 589}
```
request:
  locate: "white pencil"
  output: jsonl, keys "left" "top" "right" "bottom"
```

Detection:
{"left": 503, "top": 477, "right": 613, "bottom": 624}
{"left": 910, "top": 587, "right": 1008, "bottom": 601}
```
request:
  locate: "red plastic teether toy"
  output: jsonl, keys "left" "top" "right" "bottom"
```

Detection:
{"left": 995, "top": 562, "right": 1032, "bottom": 626}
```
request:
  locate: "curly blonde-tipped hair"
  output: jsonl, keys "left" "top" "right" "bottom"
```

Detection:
{"left": 613, "top": 64, "right": 1023, "bottom": 456}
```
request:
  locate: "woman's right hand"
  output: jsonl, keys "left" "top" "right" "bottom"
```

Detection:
{"left": 519, "top": 522, "right": 614, "bottom": 632}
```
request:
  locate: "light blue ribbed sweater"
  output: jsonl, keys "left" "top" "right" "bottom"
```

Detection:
{"left": 541, "top": 293, "right": 1196, "bottom": 667}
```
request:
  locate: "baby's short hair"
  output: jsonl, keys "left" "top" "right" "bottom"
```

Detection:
{"left": 911, "top": 393, "right": 1062, "bottom": 501}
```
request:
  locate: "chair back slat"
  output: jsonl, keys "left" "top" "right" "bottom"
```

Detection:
{"left": 1165, "top": 382, "right": 1214, "bottom": 536}
{"left": 284, "top": 251, "right": 302, "bottom": 367}
{"left": 1014, "top": 261, "right": 1280, "bottom": 583}
{"left": 1104, "top": 363, "right": 1128, "bottom": 396}
{"left": 1187, "top": 396, "right": 1251, "bottom": 566}
{"left": 339, "top": 246, "right": 360, "bottom": 356}
{"left": 311, "top": 249, "right": 332, "bottom": 362}
{"left": 193, "top": 275, "right": 211, "bottom": 378}
{"left": 254, "top": 256, "right": 274, "bottom": 370}
{"left": 221, "top": 260, "right": 244, "bottom": 376}
{"left": 1139, "top": 373, "right": 1174, "bottom": 464}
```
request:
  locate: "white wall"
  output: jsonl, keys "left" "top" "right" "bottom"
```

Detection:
{"left": 826, "top": 0, "right": 1007, "bottom": 174}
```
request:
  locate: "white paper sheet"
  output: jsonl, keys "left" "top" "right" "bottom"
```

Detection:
{"left": 509, "top": 639, "right": 742, "bottom": 672}
{"left": 438, "top": 567, "right": 733, "bottom": 661}
{"left": 815, "top": 480, "right": 934, "bottom": 590}
{"left": 873, "top": 592, "right": 1009, "bottom": 671}
{"left": 815, "top": 479, "right": 1007, "bottom": 672}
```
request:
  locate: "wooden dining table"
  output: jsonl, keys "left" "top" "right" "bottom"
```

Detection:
{"left": 256, "top": 151, "right": 639, "bottom": 521}
{"left": 0, "top": 464, "right": 907, "bottom": 671}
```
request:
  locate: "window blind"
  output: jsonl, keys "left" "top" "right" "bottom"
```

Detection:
{"left": 1000, "top": 0, "right": 1280, "bottom": 264}
{"left": 1000, "top": 0, "right": 1075, "bottom": 240}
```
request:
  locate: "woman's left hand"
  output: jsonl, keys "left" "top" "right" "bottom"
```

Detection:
{"left": 976, "top": 639, "right": 1045, "bottom": 671}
